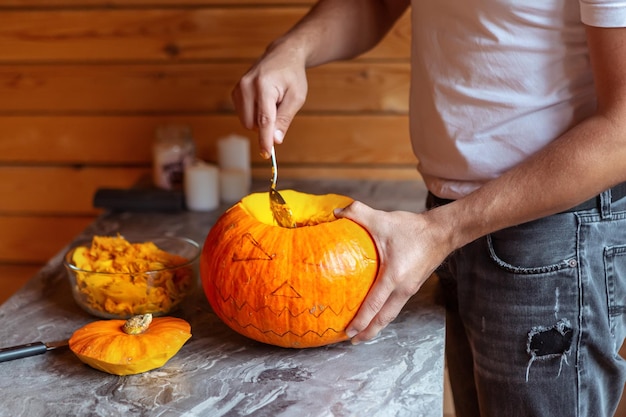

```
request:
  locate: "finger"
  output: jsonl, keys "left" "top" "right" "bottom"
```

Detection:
{"left": 337, "top": 201, "right": 407, "bottom": 343}
{"left": 334, "top": 200, "right": 377, "bottom": 227}
{"left": 345, "top": 268, "right": 395, "bottom": 340}
{"left": 334, "top": 201, "right": 384, "bottom": 249}
{"left": 348, "top": 288, "right": 410, "bottom": 345}
{"left": 256, "top": 94, "right": 279, "bottom": 159}
{"left": 338, "top": 201, "right": 389, "bottom": 341}
{"left": 273, "top": 85, "right": 307, "bottom": 144}
{"left": 231, "top": 78, "right": 257, "bottom": 131}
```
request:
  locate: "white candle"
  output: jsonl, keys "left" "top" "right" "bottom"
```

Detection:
{"left": 184, "top": 160, "right": 219, "bottom": 211}
{"left": 217, "top": 134, "right": 251, "bottom": 186}
{"left": 219, "top": 169, "right": 250, "bottom": 203}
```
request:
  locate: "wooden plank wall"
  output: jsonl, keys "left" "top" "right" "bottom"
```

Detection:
{"left": 0, "top": 0, "right": 414, "bottom": 301}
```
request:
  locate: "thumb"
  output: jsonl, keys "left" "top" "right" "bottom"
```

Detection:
{"left": 333, "top": 200, "right": 375, "bottom": 229}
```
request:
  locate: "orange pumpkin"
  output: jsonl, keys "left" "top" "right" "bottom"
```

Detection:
{"left": 200, "top": 190, "right": 379, "bottom": 348}
{"left": 69, "top": 314, "right": 192, "bottom": 375}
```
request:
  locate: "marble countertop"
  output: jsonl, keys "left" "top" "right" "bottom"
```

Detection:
{"left": 0, "top": 179, "right": 445, "bottom": 417}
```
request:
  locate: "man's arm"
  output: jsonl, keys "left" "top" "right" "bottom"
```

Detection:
{"left": 276, "top": 0, "right": 411, "bottom": 67}
{"left": 232, "top": 0, "right": 411, "bottom": 157}
{"left": 341, "top": 25, "right": 626, "bottom": 343}
{"left": 445, "top": 25, "right": 626, "bottom": 248}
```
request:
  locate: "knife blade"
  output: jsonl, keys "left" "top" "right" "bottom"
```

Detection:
{"left": 0, "top": 340, "right": 69, "bottom": 363}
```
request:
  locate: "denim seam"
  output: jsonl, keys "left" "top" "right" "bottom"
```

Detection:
{"left": 601, "top": 189, "right": 612, "bottom": 220}
{"left": 486, "top": 234, "right": 576, "bottom": 275}
{"left": 603, "top": 245, "right": 626, "bottom": 346}
{"left": 577, "top": 210, "right": 626, "bottom": 224}
{"left": 575, "top": 214, "right": 583, "bottom": 417}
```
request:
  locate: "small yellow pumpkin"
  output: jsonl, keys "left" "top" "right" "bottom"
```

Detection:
{"left": 201, "top": 190, "right": 379, "bottom": 348}
{"left": 69, "top": 314, "right": 191, "bottom": 375}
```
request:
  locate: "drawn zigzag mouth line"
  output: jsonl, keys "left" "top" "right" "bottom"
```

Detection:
{"left": 213, "top": 293, "right": 361, "bottom": 318}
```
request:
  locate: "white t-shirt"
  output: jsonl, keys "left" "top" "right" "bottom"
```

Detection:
{"left": 410, "top": 0, "right": 626, "bottom": 199}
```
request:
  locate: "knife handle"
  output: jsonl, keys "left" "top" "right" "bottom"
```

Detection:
{"left": 0, "top": 342, "right": 47, "bottom": 363}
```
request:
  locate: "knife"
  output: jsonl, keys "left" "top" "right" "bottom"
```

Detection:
{"left": 0, "top": 340, "right": 69, "bottom": 363}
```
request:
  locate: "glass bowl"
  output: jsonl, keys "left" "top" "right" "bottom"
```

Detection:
{"left": 64, "top": 235, "right": 200, "bottom": 319}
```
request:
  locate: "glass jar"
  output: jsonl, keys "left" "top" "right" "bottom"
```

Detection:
{"left": 152, "top": 125, "right": 196, "bottom": 190}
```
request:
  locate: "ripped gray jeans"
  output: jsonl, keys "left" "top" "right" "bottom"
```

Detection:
{"left": 431, "top": 190, "right": 626, "bottom": 417}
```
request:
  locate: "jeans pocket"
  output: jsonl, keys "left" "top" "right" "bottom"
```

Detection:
{"left": 604, "top": 245, "right": 626, "bottom": 340}
{"left": 486, "top": 214, "right": 578, "bottom": 275}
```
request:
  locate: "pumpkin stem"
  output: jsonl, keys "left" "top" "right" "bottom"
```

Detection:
{"left": 122, "top": 313, "right": 153, "bottom": 335}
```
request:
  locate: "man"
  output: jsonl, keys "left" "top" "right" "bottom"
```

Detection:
{"left": 232, "top": 1, "right": 626, "bottom": 415}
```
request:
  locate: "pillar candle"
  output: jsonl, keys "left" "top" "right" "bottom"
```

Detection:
{"left": 217, "top": 134, "right": 251, "bottom": 186}
{"left": 184, "top": 160, "right": 219, "bottom": 211}
{"left": 219, "top": 169, "right": 250, "bottom": 203}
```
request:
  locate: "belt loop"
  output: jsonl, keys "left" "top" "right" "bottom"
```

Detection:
{"left": 600, "top": 189, "right": 612, "bottom": 219}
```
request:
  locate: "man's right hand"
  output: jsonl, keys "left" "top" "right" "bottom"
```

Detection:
{"left": 231, "top": 40, "right": 309, "bottom": 159}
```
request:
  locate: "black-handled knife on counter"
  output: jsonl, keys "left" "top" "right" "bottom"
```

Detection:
{"left": 0, "top": 340, "right": 68, "bottom": 362}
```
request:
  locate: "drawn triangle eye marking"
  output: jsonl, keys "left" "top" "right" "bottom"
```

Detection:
{"left": 271, "top": 281, "right": 302, "bottom": 299}
{"left": 232, "top": 233, "right": 274, "bottom": 262}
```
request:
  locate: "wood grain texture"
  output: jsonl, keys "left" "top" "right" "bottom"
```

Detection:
{"left": 0, "top": 165, "right": 420, "bottom": 214}
{"left": 0, "top": 8, "right": 410, "bottom": 62}
{"left": 0, "top": 1, "right": 415, "bottom": 274}
{"left": 0, "top": 62, "right": 409, "bottom": 113}
{"left": 0, "top": 166, "right": 150, "bottom": 213}
{"left": 0, "top": 114, "right": 412, "bottom": 164}
{"left": 0, "top": 264, "right": 41, "bottom": 304}
{"left": 2, "top": 0, "right": 314, "bottom": 7}
{"left": 0, "top": 215, "right": 94, "bottom": 263}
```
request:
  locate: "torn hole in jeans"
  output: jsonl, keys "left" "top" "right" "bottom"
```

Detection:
{"left": 525, "top": 318, "right": 573, "bottom": 382}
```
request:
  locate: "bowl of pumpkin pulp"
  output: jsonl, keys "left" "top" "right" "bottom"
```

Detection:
{"left": 64, "top": 234, "right": 200, "bottom": 319}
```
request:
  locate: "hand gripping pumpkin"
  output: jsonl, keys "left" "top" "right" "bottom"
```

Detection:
{"left": 201, "top": 190, "right": 379, "bottom": 348}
